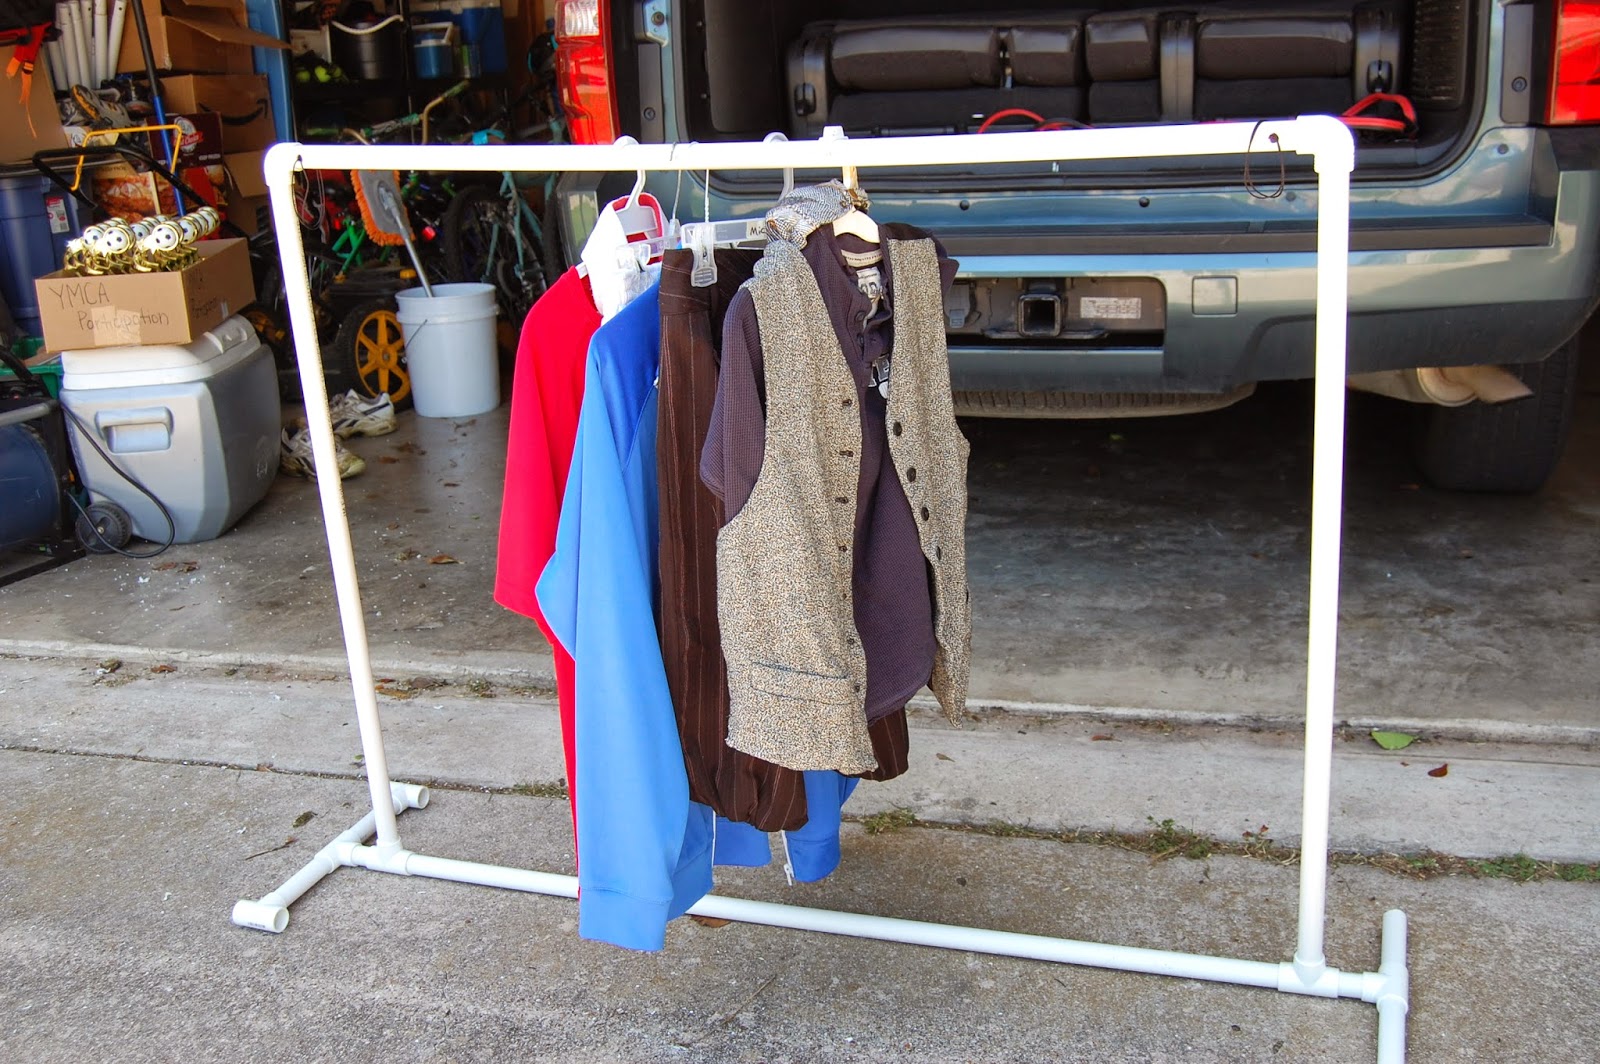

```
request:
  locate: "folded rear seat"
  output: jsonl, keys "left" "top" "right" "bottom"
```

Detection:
{"left": 1191, "top": 1, "right": 1406, "bottom": 120}
{"left": 1084, "top": 1, "right": 1406, "bottom": 124}
{"left": 787, "top": 15, "right": 1092, "bottom": 138}
{"left": 789, "top": 3, "right": 1406, "bottom": 138}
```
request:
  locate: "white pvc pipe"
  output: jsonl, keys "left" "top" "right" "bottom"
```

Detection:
{"left": 1294, "top": 127, "right": 1355, "bottom": 983}
{"left": 264, "top": 118, "right": 1350, "bottom": 176}
{"left": 72, "top": 0, "right": 92, "bottom": 90}
{"left": 56, "top": 3, "right": 81, "bottom": 89}
{"left": 107, "top": 0, "right": 128, "bottom": 81}
{"left": 1375, "top": 910, "right": 1410, "bottom": 1064}
{"left": 231, "top": 783, "right": 428, "bottom": 933}
{"left": 344, "top": 848, "right": 1289, "bottom": 988}
{"left": 44, "top": 39, "right": 69, "bottom": 94}
{"left": 265, "top": 173, "right": 410, "bottom": 859}
{"left": 92, "top": 0, "right": 108, "bottom": 85}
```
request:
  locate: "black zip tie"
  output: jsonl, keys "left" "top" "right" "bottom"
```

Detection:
{"left": 1244, "top": 121, "right": 1285, "bottom": 200}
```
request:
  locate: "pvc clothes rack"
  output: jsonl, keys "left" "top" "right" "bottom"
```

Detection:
{"left": 239, "top": 119, "right": 1409, "bottom": 1063}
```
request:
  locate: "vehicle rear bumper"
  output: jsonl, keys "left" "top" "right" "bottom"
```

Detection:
{"left": 555, "top": 130, "right": 1600, "bottom": 394}
{"left": 946, "top": 165, "right": 1600, "bottom": 393}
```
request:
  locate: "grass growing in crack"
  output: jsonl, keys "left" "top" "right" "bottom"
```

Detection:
{"left": 507, "top": 780, "right": 568, "bottom": 800}
{"left": 841, "top": 811, "right": 1599, "bottom": 885}
{"left": 1146, "top": 817, "right": 1216, "bottom": 861}
{"left": 860, "top": 808, "right": 917, "bottom": 835}
{"left": 465, "top": 679, "right": 495, "bottom": 698}
{"left": 1466, "top": 853, "right": 1543, "bottom": 883}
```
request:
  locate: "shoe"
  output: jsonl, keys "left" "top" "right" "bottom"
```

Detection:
{"left": 280, "top": 426, "right": 366, "bottom": 480}
{"left": 330, "top": 389, "right": 397, "bottom": 439}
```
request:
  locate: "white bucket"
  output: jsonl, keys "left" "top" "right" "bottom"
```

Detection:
{"left": 394, "top": 283, "right": 500, "bottom": 418}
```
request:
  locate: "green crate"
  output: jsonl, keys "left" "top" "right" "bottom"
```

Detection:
{"left": 1, "top": 341, "right": 61, "bottom": 398}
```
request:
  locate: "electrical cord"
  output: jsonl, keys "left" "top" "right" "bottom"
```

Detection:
{"left": 57, "top": 402, "right": 177, "bottom": 559}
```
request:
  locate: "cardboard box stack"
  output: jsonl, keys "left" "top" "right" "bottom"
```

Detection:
{"left": 2, "top": 0, "right": 279, "bottom": 345}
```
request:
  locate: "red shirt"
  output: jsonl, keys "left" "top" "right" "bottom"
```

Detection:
{"left": 495, "top": 267, "right": 602, "bottom": 842}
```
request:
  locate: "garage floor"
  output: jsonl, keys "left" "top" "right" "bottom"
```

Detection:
{"left": 1, "top": 359, "right": 1595, "bottom": 738}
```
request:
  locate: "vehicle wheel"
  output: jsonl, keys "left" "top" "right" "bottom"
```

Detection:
{"left": 1414, "top": 337, "right": 1581, "bottom": 493}
{"left": 75, "top": 500, "right": 132, "bottom": 553}
{"left": 333, "top": 299, "right": 412, "bottom": 409}
{"left": 441, "top": 184, "right": 546, "bottom": 326}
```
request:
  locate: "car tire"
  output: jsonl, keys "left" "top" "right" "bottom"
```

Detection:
{"left": 1414, "top": 336, "right": 1581, "bottom": 493}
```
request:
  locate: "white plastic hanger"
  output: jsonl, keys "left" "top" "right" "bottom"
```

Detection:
{"left": 578, "top": 135, "right": 668, "bottom": 318}
{"left": 577, "top": 135, "right": 667, "bottom": 279}
{"left": 825, "top": 126, "right": 880, "bottom": 244}
{"left": 767, "top": 131, "right": 795, "bottom": 199}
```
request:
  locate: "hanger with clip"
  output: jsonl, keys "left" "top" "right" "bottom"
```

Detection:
{"left": 676, "top": 130, "right": 811, "bottom": 287}
{"left": 578, "top": 135, "right": 667, "bottom": 280}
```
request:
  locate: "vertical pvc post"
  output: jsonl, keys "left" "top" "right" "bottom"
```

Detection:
{"left": 264, "top": 145, "right": 404, "bottom": 855}
{"left": 1294, "top": 118, "right": 1355, "bottom": 979}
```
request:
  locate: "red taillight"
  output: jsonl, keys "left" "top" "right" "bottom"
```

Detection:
{"left": 1549, "top": 1, "right": 1600, "bottom": 124}
{"left": 556, "top": 0, "right": 619, "bottom": 144}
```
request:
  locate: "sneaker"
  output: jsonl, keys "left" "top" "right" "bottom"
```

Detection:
{"left": 330, "top": 390, "right": 397, "bottom": 439}
{"left": 280, "top": 426, "right": 366, "bottom": 480}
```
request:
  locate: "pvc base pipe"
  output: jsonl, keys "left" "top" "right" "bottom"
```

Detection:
{"left": 244, "top": 801, "right": 1410, "bottom": 1062}
{"left": 231, "top": 783, "right": 427, "bottom": 933}
{"left": 247, "top": 120, "right": 1407, "bottom": 1064}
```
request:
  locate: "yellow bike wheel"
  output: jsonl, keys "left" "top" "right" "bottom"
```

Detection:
{"left": 335, "top": 299, "right": 411, "bottom": 408}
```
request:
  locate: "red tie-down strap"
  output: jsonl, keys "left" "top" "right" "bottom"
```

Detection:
{"left": 3, "top": 22, "right": 52, "bottom": 136}
{"left": 1341, "top": 92, "right": 1418, "bottom": 138}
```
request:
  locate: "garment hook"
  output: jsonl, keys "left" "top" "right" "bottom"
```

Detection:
{"left": 613, "top": 134, "right": 646, "bottom": 207}
{"left": 764, "top": 131, "right": 794, "bottom": 198}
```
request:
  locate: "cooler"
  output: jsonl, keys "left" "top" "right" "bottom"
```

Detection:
{"left": 59, "top": 316, "right": 281, "bottom": 544}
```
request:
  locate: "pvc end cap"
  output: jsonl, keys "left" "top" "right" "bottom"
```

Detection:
{"left": 232, "top": 899, "right": 289, "bottom": 933}
{"left": 392, "top": 782, "right": 430, "bottom": 811}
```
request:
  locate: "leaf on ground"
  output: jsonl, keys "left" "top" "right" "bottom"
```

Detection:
{"left": 1427, "top": 763, "right": 1449, "bottom": 778}
{"left": 429, "top": 554, "right": 458, "bottom": 565}
{"left": 292, "top": 810, "right": 316, "bottom": 828}
{"left": 688, "top": 914, "right": 731, "bottom": 928}
{"left": 1090, "top": 733, "right": 1117, "bottom": 742}
{"left": 1370, "top": 730, "right": 1416, "bottom": 751}
{"left": 149, "top": 663, "right": 177, "bottom": 674}
{"left": 442, "top": 481, "right": 460, "bottom": 488}
{"left": 96, "top": 658, "right": 122, "bottom": 674}
{"left": 935, "top": 752, "right": 954, "bottom": 761}
{"left": 409, "top": 676, "right": 446, "bottom": 690}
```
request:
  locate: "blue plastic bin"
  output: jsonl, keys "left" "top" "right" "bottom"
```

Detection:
{"left": 0, "top": 175, "right": 79, "bottom": 339}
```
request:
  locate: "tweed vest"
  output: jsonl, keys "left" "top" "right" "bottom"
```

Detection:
{"left": 717, "top": 197, "right": 972, "bottom": 775}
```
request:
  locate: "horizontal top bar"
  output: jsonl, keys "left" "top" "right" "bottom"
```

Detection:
{"left": 265, "top": 116, "right": 1354, "bottom": 182}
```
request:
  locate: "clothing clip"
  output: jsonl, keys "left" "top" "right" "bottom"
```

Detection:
{"left": 689, "top": 217, "right": 718, "bottom": 288}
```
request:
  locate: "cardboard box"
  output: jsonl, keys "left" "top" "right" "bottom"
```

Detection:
{"left": 0, "top": 50, "right": 68, "bottom": 164}
{"left": 117, "top": 0, "right": 287, "bottom": 75}
{"left": 145, "top": 111, "right": 225, "bottom": 170}
{"left": 92, "top": 159, "right": 225, "bottom": 220}
{"left": 160, "top": 74, "right": 276, "bottom": 153}
{"left": 223, "top": 149, "right": 269, "bottom": 234}
{"left": 33, "top": 238, "right": 255, "bottom": 352}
